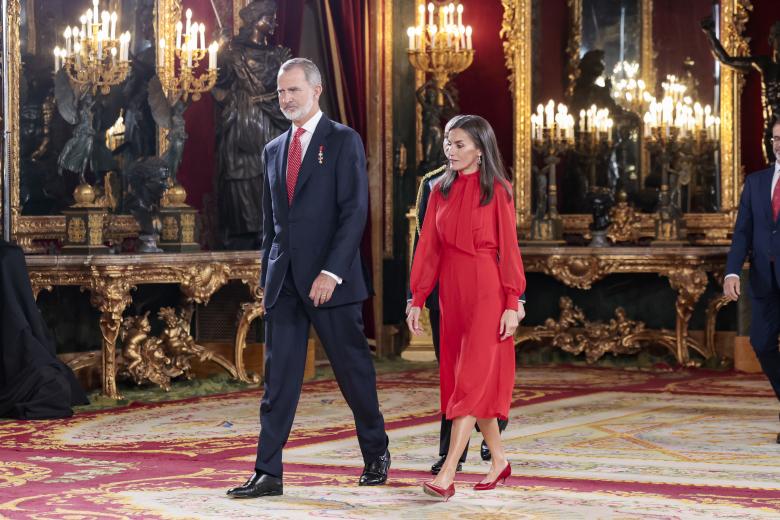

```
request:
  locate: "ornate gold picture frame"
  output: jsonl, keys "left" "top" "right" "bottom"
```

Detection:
{"left": 3, "top": 0, "right": 182, "bottom": 251}
{"left": 501, "top": 0, "right": 751, "bottom": 244}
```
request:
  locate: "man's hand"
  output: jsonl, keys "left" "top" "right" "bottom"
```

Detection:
{"left": 724, "top": 276, "right": 740, "bottom": 301}
{"left": 499, "top": 309, "right": 520, "bottom": 341}
{"left": 406, "top": 306, "right": 424, "bottom": 335}
{"left": 309, "top": 273, "right": 338, "bottom": 307}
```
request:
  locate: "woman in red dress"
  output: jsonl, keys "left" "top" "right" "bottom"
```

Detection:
{"left": 407, "top": 115, "right": 526, "bottom": 500}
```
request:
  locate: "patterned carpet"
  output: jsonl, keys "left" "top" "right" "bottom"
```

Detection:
{"left": 2, "top": 365, "right": 780, "bottom": 519}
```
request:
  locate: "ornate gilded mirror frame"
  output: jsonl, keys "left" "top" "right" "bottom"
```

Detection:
{"left": 502, "top": 0, "right": 751, "bottom": 244}
{"left": 3, "top": 0, "right": 180, "bottom": 251}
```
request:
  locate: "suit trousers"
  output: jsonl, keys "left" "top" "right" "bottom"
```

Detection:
{"left": 750, "top": 262, "right": 780, "bottom": 401}
{"left": 255, "top": 267, "right": 387, "bottom": 477}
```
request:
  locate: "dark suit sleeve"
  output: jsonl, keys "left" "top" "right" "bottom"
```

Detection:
{"left": 322, "top": 130, "right": 368, "bottom": 279}
{"left": 260, "top": 147, "right": 274, "bottom": 290}
{"left": 726, "top": 175, "right": 753, "bottom": 276}
{"left": 407, "top": 179, "right": 432, "bottom": 300}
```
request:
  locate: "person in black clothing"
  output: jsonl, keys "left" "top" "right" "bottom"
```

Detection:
{"left": 407, "top": 117, "right": 525, "bottom": 474}
{"left": 0, "top": 241, "right": 88, "bottom": 419}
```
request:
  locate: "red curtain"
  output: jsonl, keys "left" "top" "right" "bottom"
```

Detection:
{"left": 317, "top": 0, "right": 375, "bottom": 339}
{"left": 275, "top": 0, "right": 305, "bottom": 55}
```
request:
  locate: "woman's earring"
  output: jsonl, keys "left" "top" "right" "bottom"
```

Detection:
{"left": 477, "top": 155, "right": 483, "bottom": 165}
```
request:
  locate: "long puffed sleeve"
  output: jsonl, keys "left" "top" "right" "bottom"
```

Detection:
{"left": 496, "top": 189, "right": 526, "bottom": 310}
{"left": 410, "top": 188, "right": 442, "bottom": 308}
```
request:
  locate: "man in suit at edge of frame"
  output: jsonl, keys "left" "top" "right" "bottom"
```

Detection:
{"left": 724, "top": 118, "right": 780, "bottom": 443}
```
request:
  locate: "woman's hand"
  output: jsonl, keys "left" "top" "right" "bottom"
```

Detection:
{"left": 517, "top": 302, "right": 526, "bottom": 323}
{"left": 406, "top": 306, "right": 424, "bottom": 336}
{"left": 499, "top": 308, "right": 520, "bottom": 341}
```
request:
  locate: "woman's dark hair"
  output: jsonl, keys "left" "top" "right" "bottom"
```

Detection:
{"left": 438, "top": 114, "right": 512, "bottom": 205}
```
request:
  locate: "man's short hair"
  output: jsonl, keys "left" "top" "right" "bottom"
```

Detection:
{"left": 279, "top": 58, "right": 322, "bottom": 87}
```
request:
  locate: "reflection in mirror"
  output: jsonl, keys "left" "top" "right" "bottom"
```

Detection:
{"left": 18, "top": 0, "right": 156, "bottom": 216}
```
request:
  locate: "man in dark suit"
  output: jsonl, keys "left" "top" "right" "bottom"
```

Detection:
{"left": 724, "top": 119, "right": 780, "bottom": 442}
{"left": 227, "top": 58, "right": 389, "bottom": 499}
{"left": 407, "top": 122, "right": 524, "bottom": 475}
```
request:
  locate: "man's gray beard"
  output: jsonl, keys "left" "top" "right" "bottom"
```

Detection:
{"left": 282, "top": 97, "right": 314, "bottom": 121}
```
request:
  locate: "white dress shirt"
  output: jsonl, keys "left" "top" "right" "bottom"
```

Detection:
{"left": 287, "top": 110, "right": 342, "bottom": 285}
{"left": 725, "top": 162, "right": 780, "bottom": 282}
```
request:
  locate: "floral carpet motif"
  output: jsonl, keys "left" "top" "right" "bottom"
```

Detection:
{"left": 1, "top": 366, "right": 779, "bottom": 519}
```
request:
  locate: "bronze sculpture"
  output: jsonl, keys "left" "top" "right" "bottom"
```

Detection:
{"left": 213, "top": 0, "right": 291, "bottom": 250}
{"left": 148, "top": 75, "right": 188, "bottom": 184}
{"left": 121, "top": 156, "right": 171, "bottom": 253}
{"left": 702, "top": 17, "right": 780, "bottom": 160}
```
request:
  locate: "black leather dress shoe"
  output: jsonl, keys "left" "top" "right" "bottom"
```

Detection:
{"left": 431, "top": 455, "right": 462, "bottom": 475}
{"left": 480, "top": 440, "right": 492, "bottom": 461}
{"left": 359, "top": 449, "right": 390, "bottom": 486}
{"left": 226, "top": 473, "right": 283, "bottom": 498}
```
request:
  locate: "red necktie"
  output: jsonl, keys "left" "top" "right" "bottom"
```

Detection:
{"left": 773, "top": 174, "right": 780, "bottom": 222}
{"left": 286, "top": 127, "right": 306, "bottom": 205}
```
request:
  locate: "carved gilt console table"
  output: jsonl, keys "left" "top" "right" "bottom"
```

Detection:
{"left": 25, "top": 252, "right": 263, "bottom": 400}
{"left": 519, "top": 246, "right": 730, "bottom": 366}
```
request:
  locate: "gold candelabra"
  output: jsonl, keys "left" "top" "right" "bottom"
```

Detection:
{"left": 575, "top": 104, "right": 613, "bottom": 191}
{"left": 157, "top": 8, "right": 219, "bottom": 103}
{"left": 529, "top": 100, "right": 574, "bottom": 243}
{"left": 55, "top": 1, "right": 131, "bottom": 95}
{"left": 407, "top": 2, "right": 474, "bottom": 105}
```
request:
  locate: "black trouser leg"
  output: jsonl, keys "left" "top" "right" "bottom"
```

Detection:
{"left": 431, "top": 306, "right": 468, "bottom": 462}
{"left": 750, "top": 267, "right": 780, "bottom": 402}
{"left": 308, "top": 301, "right": 388, "bottom": 463}
{"left": 254, "top": 274, "right": 310, "bottom": 478}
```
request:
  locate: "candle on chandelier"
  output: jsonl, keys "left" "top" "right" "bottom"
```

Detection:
{"left": 111, "top": 12, "right": 117, "bottom": 40}
{"left": 427, "top": 3, "right": 434, "bottom": 29}
{"left": 101, "top": 11, "right": 109, "bottom": 39}
{"left": 418, "top": 4, "right": 425, "bottom": 29}
{"left": 64, "top": 27, "right": 72, "bottom": 54}
{"left": 199, "top": 23, "right": 206, "bottom": 51}
{"left": 186, "top": 8, "right": 192, "bottom": 35}
{"left": 110, "top": 46, "right": 117, "bottom": 66}
{"left": 80, "top": 15, "right": 87, "bottom": 39}
{"left": 208, "top": 41, "right": 218, "bottom": 70}
{"left": 176, "top": 21, "right": 183, "bottom": 49}
{"left": 92, "top": 0, "right": 99, "bottom": 24}
{"left": 465, "top": 25, "right": 472, "bottom": 50}
{"left": 457, "top": 4, "right": 463, "bottom": 27}
{"left": 97, "top": 31, "right": 103, "bottom": 57}
{"left": 407, "top": 27, "right": 415, "bottom": 50}
{"left": 74, "top": 43, "right": 82, "bottom": 67}
{"left": 85, "top": 10, "right": 92, "bottom": 37}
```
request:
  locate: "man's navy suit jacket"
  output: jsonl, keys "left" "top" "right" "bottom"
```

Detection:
{"left": 726, "top": 165, "right": 780, "bottom": 297}
{"left": 260, "top": 115, "right": 369, "bottom": 309}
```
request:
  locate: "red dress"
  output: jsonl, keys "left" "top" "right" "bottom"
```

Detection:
{"left": 411, "top": 172, "right": 526, "bottom": 420}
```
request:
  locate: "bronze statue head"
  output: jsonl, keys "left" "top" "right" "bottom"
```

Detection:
{"left": 579, "top": 50, "right": 606, "bottom": 79}
{"left": 240, "top": 0, "right": 278, "bottom": 37}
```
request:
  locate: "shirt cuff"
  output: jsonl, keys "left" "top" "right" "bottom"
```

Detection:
{"left": 321, "top": 270, "right": 343, "bottom": 284}
{"left": 505, "top": 293, "right": 519, "bottom": 311}
{"left": 724, "top": 273, "right": 740, "bottom": 282}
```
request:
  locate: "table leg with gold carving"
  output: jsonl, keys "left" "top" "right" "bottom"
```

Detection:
{"left": 664, "top": 267, "right": 708, "bottom": 366}
{"left": 83, "top": 270, "right": 135, "bottom": 400}
{"left": 235, "top": 276, "right": 263, "bottom": 384}
{"left": 177, "top": 263, "right": 231, "bottom": 334}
